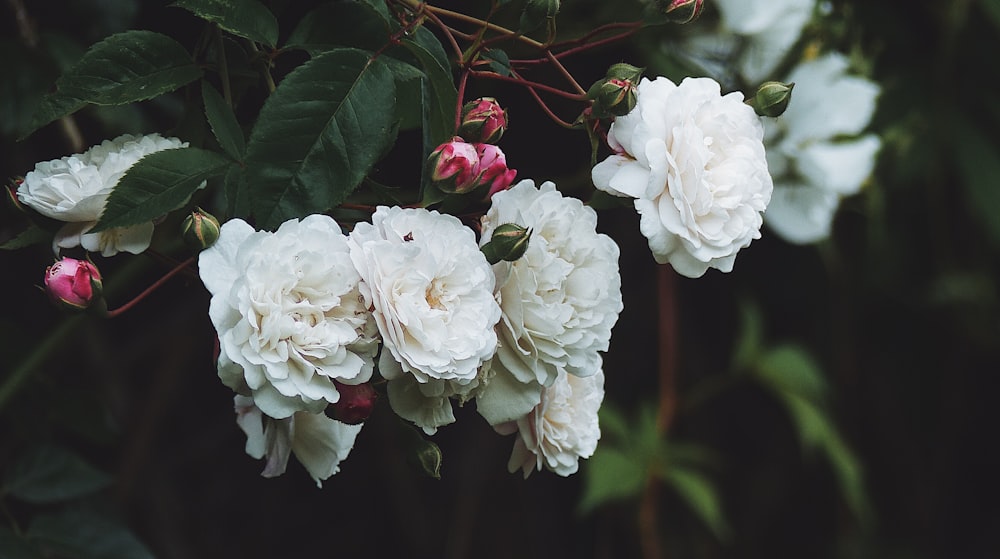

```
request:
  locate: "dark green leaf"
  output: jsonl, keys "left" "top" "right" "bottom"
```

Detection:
{"left": 597, "top": 403, "right": 631, "bottom": 442}
{"left": 578, "top": 446, "right": 646, "bottom": 513}
{"left": 661, "top": 466, "right": 731, "bottom": 540}
{"left": 0, "top": 526, "right": 43, "bottom": 559}
{"left": 20, "top": 96, "right": 87, "bottom": 140}
{"left": 483, "top": 48, "right": 512, "bottom": 77}
{"left": 2, "top": 445, "right": 111, "bottom": 504}
{"left": 202, "top": 82, "right": 246, "bottom": 160}
{"left": 732, "top": 298, "right": 764, "bottom": 369}
{"left": 396, "top": 421, "right": 442, "bottom": 479}
{"left": 401, "top": 29, "right": 457, "bottom": 191}
{"left": 385, "top": 59, "right": 427, "bottom": 131}
{"left": 982, "top": 0, "right": 1000, "bottom": 30}
{"left": 244, "top": 48, "right": 397, "bottom": 230}
{"left": 358, "top": 0, "right": 392, "bottom": 23}
{"left": 28, "top": 508, "right": 154, "bottom": 559}
{"left": 93, "top": 147, "right": 231, "bottom": 232}
{"left": 172, "top": 0, "right": 279, "bottom": 47}
{"left": 284, "top": 1, "right": 388, "bottom": 55}
{"left": 953, "top": 117, "right": 1000, "bottom": 246}
{"left": 0, "top": 225, "right": 51, "bottom": 251}
{"left": 223, "top": 162, "right": 251, "bottom": 219}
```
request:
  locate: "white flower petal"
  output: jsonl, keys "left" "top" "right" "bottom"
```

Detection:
{"left": 796, "top": 135, "right": 881, "bottom": 195}
{"left": 290, "top": 411, "right": 362, "bottom": 487}
{"left": 764, "top": 183, "right": 840, "bottom": 244}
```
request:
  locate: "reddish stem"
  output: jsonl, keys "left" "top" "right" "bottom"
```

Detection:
{"left": 469, "top": 70, "right": 587, "bottom": 100}
{"left": 104, "top": 256, "right": 197, "bottom": 319}
{"left": 455, "top": 69, "right": 470, "bottom": 132}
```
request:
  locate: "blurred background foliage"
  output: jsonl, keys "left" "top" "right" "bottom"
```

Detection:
{"left": 1, "top": 0, "right": 999, "bottom": 557}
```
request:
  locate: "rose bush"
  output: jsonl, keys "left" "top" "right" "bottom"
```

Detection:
{"left": 592, "top": 76, "right": 772, "bottom": 278}
{"left": 199, "top": 215, "right": 379, "bottom": 420}
{"left": 476, "top": 180, "right": 622, "bottom": 425}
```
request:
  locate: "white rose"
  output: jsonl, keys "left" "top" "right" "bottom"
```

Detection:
{"left": 501, "top": 369, "right": 604, "bottom": 478}
{"left": 235, "top": 395, "right": 362, "bottom": 487}
{"left": 200, "top": 216, "right": 379, "bottom": 420}
{"left": 592, "top": 76, "right": 773, "bottom": 278}
{"left": 347, "top": 206, "right": 501, "bottom": 434}
{"left": 17, "top": 133, "right": 187, "bottom": 256}
{"left": 764, "top": 53, "right": 881, "bottom": 244}
{"left": 475, "top": 180, "right": 622, "bottom": 426}
{"left": 713, "top": 0, "right": 816, "bottom": 83}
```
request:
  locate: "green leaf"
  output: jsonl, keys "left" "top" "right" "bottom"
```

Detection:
{"left": 732, "top": 298, "right": 764, "bottom": 369}
{"left": 358, "top": 0, "right": 392, "bottom": 22}
{"left": 982, "top": 0, "right": 1000, "bottom": 30}
{"left": 27, "top": 508, "right": 154, "bottom": 559}
{"left": 172, "top": 0, "right": 279, "bottom": 47}
{"left": 223, "top": 162, "right": 251, "bottom": 219}
{"left": 244, "top": 48, "right": 398, "bottom": 230}
{"left": 2, "top": 445, "right": 111, "bottom": 504}
{"left": 0, "top": 225, "right": 52, "bottom": 250}
{"left": 284, "top": 1, "right": 389, "bottom": 55}
{"left": 597, "top": 403, "right": 632, "bottom": 442}
{"left": 662, "top": 466, "right": 731, "bottom": 540}
{"left": 483, "top": 48, "right": 512, "bottom": 77}
{"left": 21, "top": 96, "right": 87, "bottom": 140}
{"left": 396, "top": 421, "right": 443, "bottom": 479}
{"left": 578, "top": 446, "right": 647, "bottom": 514}
{"left": 202, "top": 82, "right": 246, "bottom": 160}
{"left": 0, "top": 526, "right": 43, "bottom": 559}
{"left": 953, "top": 117, "right": 1000, "bottom": 246}
{"left": 92, "top": 147, "right": 231, "bottom": 232}
{"left": 753, "top": 344, "right": 827, "bottom": 403}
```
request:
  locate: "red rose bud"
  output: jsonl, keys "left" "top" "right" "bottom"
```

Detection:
{"left": 659, "top": 0, "right": 705, "bottom": 23}
{"left": 330, "top": 381, "right": 378, "bottom": 425}
{"left": 44, "top": 257, "right": 103, "bottom": 311}
{"left": 476, "top": 144, "right": 517, "bottom": 197}
{"left": 428, "top": 137, "right": 481, "bottom": 194}
{"left": 458, "top": 97, "right": 509, "bottom": 144}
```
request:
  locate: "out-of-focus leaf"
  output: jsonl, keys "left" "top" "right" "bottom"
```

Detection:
{"left": 2, "top": 445, "right": 111, "bottom": 504}
{"left": 92, "top": 147, "right": 231, "bottom": 232}
{"left": 284, "top": 1, "right": 388, "bottom": 55}
{"left": 483, "top": 49, "right": 512, "bottom": 77}
{"left": 661, "top": 465, "right": 731, "bottom": 540}
{"left": 578, "top": 446, "right": 647, "bottom": 514}
{"left": 27, "top": 508, "right": 154, "bottom": 559}
{"left": 753, "top": 344, "right": 827, "bottom": 403}
{"left": 981, "top": 0, "right": 1000, "bottom": 30}
{"left": 172, "top": 0, "right": 279, "bottom": 47}
{"left": 396, "top": 422, "right": 442, "bottom": 479}
{"left": 597, "top": 403, "right": 631, "bottom": 441}
{"left": 953, "top": 117, "right": 1000, "bottom": 247}
{"left": 732, "top": 299, "right": 764, "bottom": 369}
{"left": 244, "top": 48, "right": 397, "bottom": 230}
{"left": 202, "top": 82, "right": 246, "bottom": 160}
{"left": 22, "top": 31, "right": 201, "bottom": 136}
{"left": 0, "top": 526, "right": 43, "bottom": 559}
{"left": 0, "top": 225, "right": 51, "bottom": 251}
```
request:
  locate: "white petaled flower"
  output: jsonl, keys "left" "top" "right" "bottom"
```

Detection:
{"left": 764, "top": 53, "right": 881, "bottom": 244}
{"left": 347, "top": 206, "right": 501, "bottom": 434}
{"left": 200, "top": 215, "right": 379, "bottom": 420}
{"left": 235, "top": 395, "right": 362, "bottom": 487}
{"left": 713, "top": 0, "right": 816, "bottom": 84}
{"left": 592, "top": 76, "right": 773, "bottom": 278}
{"left": 17, "top": 133, "right": 187, "bottom": 256}
{"left": 475, "top": 180, "right": 622, "bottom": 426}
{"left": 501, "top": 369, "right": 604, "bottom": 478}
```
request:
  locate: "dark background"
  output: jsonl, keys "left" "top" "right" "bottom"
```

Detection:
{"left": 2, "top": 1, "right": 999, "bottom": 557}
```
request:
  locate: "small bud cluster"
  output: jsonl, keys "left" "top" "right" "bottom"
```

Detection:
{"left": 428, "top": 98, "right": 516, "bottom": 196}
{"left": 589, "top": 63, "right": 644, "bottom": 118}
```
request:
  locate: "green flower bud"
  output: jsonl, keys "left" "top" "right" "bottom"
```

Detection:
{"left": 481, "top": 223, "right": 531, "bottom": 264}
{"left": 748, "top": 81, "right": 795, "bottom": 118}
{"left": 606, "top": 62, "right": 644, "bottom": 84}
{"left": 588, "top": 77, "right": 638, "bottom": 119}
{"left": 181, "top": 208, "right": 221, "bottom": 251}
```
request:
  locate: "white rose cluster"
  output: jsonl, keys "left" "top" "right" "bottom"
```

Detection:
{"left": 198, "top": 183, "right": 623, "bottom": 481}
{"left": 592, "top": 76, "right": 773, "bottom": 278}
{"left": 17, "top": 133, "right": 187, "bottom": 256}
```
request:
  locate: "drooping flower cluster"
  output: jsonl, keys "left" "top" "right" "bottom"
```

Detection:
{"left": 592, "top": 76, "right": 773, "bottom": 277}
{"left": 16, "top": 133, "right": 187, "bottom": 256}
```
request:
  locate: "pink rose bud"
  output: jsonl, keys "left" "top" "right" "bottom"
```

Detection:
{"left": 427, "top": 137, "right": 481, "bottom": 194}
{"left": 330, "top": 381, "right": 378, "bottom": 425}
{"left": 476, "top": 144, "right": 517, "bottom": 197}
{"left": 44, "top": 257, "right": 103, "bottom": 311}
{"left": 458, "top": 97, "right": 508, "bottom": 144}
{"left": 659, "top": 0, "right": 705, "bottom": 24}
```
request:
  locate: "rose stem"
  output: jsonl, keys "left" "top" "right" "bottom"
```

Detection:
{"left": 104, "top": 256, "right": 197, "bottom": 319}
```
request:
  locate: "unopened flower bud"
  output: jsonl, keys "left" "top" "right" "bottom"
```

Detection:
{"left": 748, "top": 81, "right": 795, "bottom": 118}
{"left": 44, "top": 257, "right": 102, "bottom": 311}
{"left": 6, "top": 178, "right": 26, "bottom": 212}
{"left": 428, "top": 137, "right": 481, "bottom": 194}
{"left": 481, "top": 223, "right": 531, "bottom": 264}
{"left": 458, "top": 97, "right": 508, "bottom": 144}
{"left": 606, "top": 62, "right": 644, "bottom": 84}
{"left": 475, "top": 144, "right": 517, "bottom": 196}
{"left": 589, "top": 77, "right": 638, "bottom": 118}
{"left": 329, "top": 381, "right": 378, "bottom": 425}
{"left": 181, "top": 208, "right": 221, "bottom": 251}
{"left": 657, "top": 0, "right": 705, "bottom": 24}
